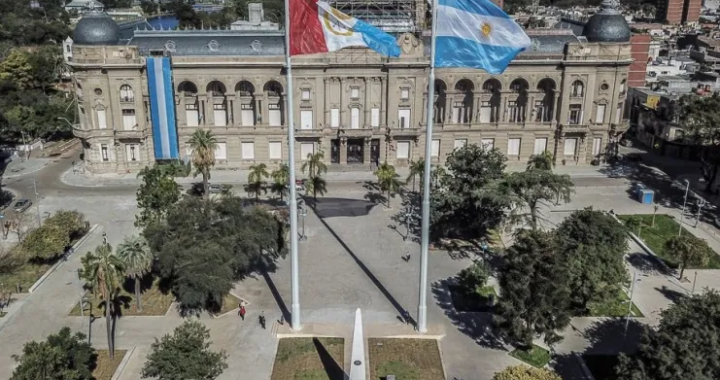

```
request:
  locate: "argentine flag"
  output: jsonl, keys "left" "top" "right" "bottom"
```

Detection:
{"left": 435, "top": 0, "right": 531, "bottom": 74}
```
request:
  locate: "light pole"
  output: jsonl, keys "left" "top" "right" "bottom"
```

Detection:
{"left": 679, "top": 179, "right": 690, "bottom": 236}
{"left": 695, "top": 199, "right": 705, "bottom": 228}
{"left": 624, "top": 272, "right": 641, "bottom": 342}
{"left": 692, "top": 271, "right": 699, "bottom": 294}
{"left": 298, "top": 206, "right": 307, "bottom": 241}
{"left": 77, "top": 269, "right": 84, "bottom": 318}
{"left": 20, "top": 131, "right": 29, "bottom": 162}
{"left": 33, "top": 174, "right": 41, "bottom": 227}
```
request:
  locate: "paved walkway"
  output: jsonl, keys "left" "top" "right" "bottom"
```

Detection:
{"left": 1, "top": 155, "right": 56, "bottom": 179}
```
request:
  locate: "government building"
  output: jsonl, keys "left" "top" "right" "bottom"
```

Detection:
{"left": 66, "top": 0, "right": 632, "bottom": 174}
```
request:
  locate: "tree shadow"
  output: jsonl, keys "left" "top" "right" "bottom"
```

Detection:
{"left": 553, "top": 318, "right": 645, "bottom": 380}
{"left": 121, "top": 273, "right": 155, "bottom": 294}
{"left": 312, "top": 337, "right": 346, "bottom": 380}
{"left": 362, "top": 181, "right": 380, "bottom": 192}
{"left": 306, "top": 197, "right": 377, "bottom": 218}
{"left": 364, "top": 191, "right": 387, "bottom": 206}
{"left": 655, "top": 285, "right": 686, "bottom": 303}
{"left": 626, "top": 252, "right": 672, "bottom": 276}
{"left": 261, "top": 270, "right": 291, "bottom": 326}
{"left": 431, "top": 278, "right": 505, "bottom": 350}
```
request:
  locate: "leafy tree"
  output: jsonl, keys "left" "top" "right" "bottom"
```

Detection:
{"left": 494, "top": 230, "right": 571, "bottom": 348}
{"left": 526, "top": 151, "right": 553, "bottom": 171}
{"left": 142, "top": 320, "right": 228, "bottom": 380}
{"left": 188, "top": 129, "right": 218, "bottom": 199}
{"left": 374, "top": 161, "right": 403, "bottom": 208}
{"left": 678, "top": 93, "right": 720, "bottom": 192}
{"left": 20, "top": 224, "right": 69, "bottom": 260}
{"left": 80, "top": 244, "right": 124, "bottom": 359}
{"left": 406, "top": 159, "right": 425, "bottom": 192}
{"left": 135, "top": 164, "right": 182, "bottom": 228}
{"left": 430, "top": 144, "right": 508, "bottom": 240}
{"left": 494, "top": 365, "right": 561, "bottom": 380}
{"left": 301, "top": 151, "right": 328, "bottom": 178}
{"left": 494, "top": 169, "right": 573, "bottom": 230}
{"left": 556, "top": 208, "right": 629, "bottom": 313}
{"left": 305, "top": 175, "right": 327, "bottom": 204}
{"left": 45, "top": 209, "right": 88, "bottom": 242}
{"left": 615, "top": 291, "right": 720, "bottom": 380}
{"left": 246, "top": 163, "right": 269, "bottom": 201}
{"left": 143, "top": 196, "right": 286, "bottom": 313}
{"left": 457, "top": 260, "right": 490, "bottom": 297}
{"left": 270, "top": 163, "right": 289, "bottom": 201}
{"left": 664, "top": 234, "right": 712, "bottom": 279}
{"left": 0, "top": 49, "right": 33, "bottom": 89}
{"left": 116, "top": 235, "right": 153, "bottom": 312}
{"left": 10, "top": 327, "right": 95, "bottom": 380}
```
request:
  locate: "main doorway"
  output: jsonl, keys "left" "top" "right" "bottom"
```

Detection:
{"left": 347, "top": 139, "right": 364, "bottom": 164}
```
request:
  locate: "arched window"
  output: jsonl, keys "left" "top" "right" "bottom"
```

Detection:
{"left": 206, "top": 81, "right": 227, "bottom": 97}
{"left": 508, "top": 79, "right": 529, "bottom": 123}
{"left": 453, "top": 79, "right": 474, "bottom": 123}
{"left": 264, "top": 81, "right": 285, "bottom": 126}
{"left": 120, "top": 84, "right": 134, "bottom": 102}
{"left": 432, "top": 80, "right": 447, "bottom": 123}
{"left": 571, "top": 80, "right": 584, "bottom": 97}
{"left": 206, "top": 81, "right": 227, "bottom": 126}
{"left": 536, "top": 79, "right": 556, "bottom": 123}
{"left": 235, "top": 81, "right": 256, "bottom": 126}
{"left": 177, "top": 81, "right": 198, "bottom": 96}
{"left": 480, "top": 79, "right": 502, "bottom": 123}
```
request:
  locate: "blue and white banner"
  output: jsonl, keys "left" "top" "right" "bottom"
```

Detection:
{"left": 435, "top": 0, "right": 531, "bottom": 74}
{"left": 147, "top": 57, "right": 179, "bottom": 160}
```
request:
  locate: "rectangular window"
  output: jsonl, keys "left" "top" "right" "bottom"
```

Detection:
{"left": 398, "top": 109, "right": 411, "bottom": 129}
{"left": 241, "top": 142, "right": 254, "bottom": 159}
{"left": 569, "top": 105, "right": 582, "bottom": 125}
{"left": 215, "top": 142, "right": 227, "bottom": 160}
{"left": 269, "top": 104, "right": 281, "bottom": 126}
{"left": 564, "top": 138, "right": 577, "bottom": 156}
{"left": 96, "top": 109, "right": 107, "bottom": 129}
{"left": 122, "top": 109, "right": 136, "bottom": 130}
{"left": 300, "top": 110, "right": 313, "bottom": 130}
{"left": 482, "top": 138, "right": 495, "bottom": 150}
{"left": 100, "top": 144, "right": 109, "bottom": 161}
{"left": 371, "top": 108, "right": 380, "bottom": 127}
{"left": 241, "top": 104, "right": 254, "bottom": 126}
{"left": 431, "top": 139, "right": 440, "bottom": 157}
{"left": 592, "top": 137, "right": 602, "bottom": 156}
{"left": 350, "top": 87, "right": 359, "bottom": 99}
{"left": 350, "top": 107, "right": 360, "bottom": 129}
{"left": 616, "top": 103, "right": 623, "bottom": 123}
{"left": 269, "top": 142, "right": 282, "bottom": 159}
{"left": 396, "top": 141, "right": 410, "bottom": 159}
{"left": 507, "top": 138, "right": 521, "bottom": 156}
{"left": 400, "top": 88, "right": 410, "bottom": 100}
{"left": 330, "top": 108, "right": 340, "bottom": 127}
{"left": 595, "top": 104, "right": 606, "bottom": 124}
{"left": 534, "top": 138, "right": 547, "bottom": 155}
{"left": 186, "top": 104, "right": 199, "bottom": 127}
{"left": 301, "top": 89, "right": 311, "bottom": 100}
{"left": 213, "top": 104, "right": 226, "bottom": 127}
{"left": 454, "top": 139, "right": 467, "bottom": 150}
{"left": 301, "top": 143, "right": 314, "bottom": 160}
{"left": 125, "top": 144, "right": 138, "bottom": 162}
{"left": 479, "top": 102, "right": 492, "bottom": 123}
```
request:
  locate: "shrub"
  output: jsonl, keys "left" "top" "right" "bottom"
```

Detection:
{"left": 457, "top": 261, "right": 490, "bottom": 296}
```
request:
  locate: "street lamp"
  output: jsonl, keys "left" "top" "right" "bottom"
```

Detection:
{"left": 679, "top": 179, "right": 690, "bottom": 236}
{"left": 298, "top": 206, "right": 307, "bottom": 241}
{"left": 624, "top": 272, "right": 642, "bottom": 342}
{"left": 695, "top": 199, "right": 706, "bottom": 228}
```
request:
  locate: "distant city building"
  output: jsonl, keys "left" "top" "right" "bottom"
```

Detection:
{"left": 656, "top": 0, "right": 701, "bottom": 24}
{"left": 629, "top": 34, "right": 652, "bottom": 87}
{"left": 65, "top": 0, "right": 104, "bottom": 14}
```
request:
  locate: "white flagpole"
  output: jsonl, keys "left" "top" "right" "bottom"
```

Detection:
{"left": 284, "top": 0, "right": 301, "bottom": 331}
{"left": 418, "top": 0, "right": 439, "bottom": 334}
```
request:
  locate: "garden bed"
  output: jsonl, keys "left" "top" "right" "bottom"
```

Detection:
{"left": 448, "top": 284, "right": 497, "bottom": 312}
{"left": 509, "top": 344, "right": 551, "bottom": 368}
{"left": 270, "top": 337, "right": 345, "bottom": 380}
{"left": 0, "top": 256, "right": 53, "bottom": 294}
{"left": 368, "top": 338, "right": 445, "bottom": 380}
{"left": 69, "top": 281, "right": 173, "bottom": 317}
{"left": 587, "top": 290, "right": 644, "bottom": 318}
{"left": 618, "top": 214, "right": 720, "bottom": 269}
{"left": 92, "top": 349, "right": 127, "bottom": 380}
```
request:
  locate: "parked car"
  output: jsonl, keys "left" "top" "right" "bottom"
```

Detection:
{"left": 190, "top": 182, "right": 225, "bottom": 196}
{"left": 12, "top": 199, "right": 32, "bottom": 213}
{"left": 295, "top": 179, "right": 306, "bottom": 192}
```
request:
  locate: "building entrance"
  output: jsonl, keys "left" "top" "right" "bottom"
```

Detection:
{"left": 347, "top": 139, "right": 364, "bottom": 164}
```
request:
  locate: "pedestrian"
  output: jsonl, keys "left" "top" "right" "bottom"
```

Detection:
{"left": 238, "top": 304, "right": 246, "bottom": 321}
{"left": 402, "top": 310, "right": 410, "bottom": 325}
{"left": 279, "top": 314, "right": 285, "bottom": 325}
{"left": 102, "top": 232, "right": 108, "bottom": 245}
{"left": 259, "top": 311, "right": 266, "bottom": 329}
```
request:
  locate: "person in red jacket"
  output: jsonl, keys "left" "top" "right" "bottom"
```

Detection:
{"left": 238, "top": 304, "right": 246, "bottom": 321}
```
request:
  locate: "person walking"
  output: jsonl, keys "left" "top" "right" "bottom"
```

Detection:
{"left": 259, "top": 311, "right": 266, "bottom": 329}
{"left": 238, "top": 304, "right": 246, "bottom": 321}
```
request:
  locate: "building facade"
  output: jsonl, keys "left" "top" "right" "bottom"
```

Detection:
{"left": 656, "top": 0, "right": 701, "bottom": 24}
{"left": 68, "top": 7, "right": 631, "bottom": 174}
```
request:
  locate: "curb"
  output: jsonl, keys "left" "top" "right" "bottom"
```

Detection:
{"left": 111, "top": 346, "right": 136, "bottom": 380}
{"left": 28, "top": 224, "right": 99, "bottom": 293}
{"left": 608, "top": 214, "right": 674, "bottom": 274}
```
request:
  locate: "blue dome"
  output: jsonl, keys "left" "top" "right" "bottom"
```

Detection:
{"left": 582, "top": 0, "right": 631, "bottom": 43}
{"left": 73, "top": 10, "right": 120, "bottom": 45}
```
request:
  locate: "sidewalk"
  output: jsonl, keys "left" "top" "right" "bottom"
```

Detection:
{"left": 1, "top": 156, "right": 56, "bottom": 179}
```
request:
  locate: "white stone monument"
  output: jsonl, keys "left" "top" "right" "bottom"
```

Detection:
{"left": 349, "top": 308, "right": 366, "bottom": 380}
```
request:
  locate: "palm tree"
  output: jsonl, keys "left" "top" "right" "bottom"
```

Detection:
{"left": 80, "top": 243, "right": 124, "bottom": 359}
{"left": 301, "top": 151, "right": 328, "bottom": 178}
{"left": 665, "top": 234, "right": 711, "bottom": 279}
{"left": 270, "top": 163, "right": 290, "bottom": 201}
{"left": 305, "top": 175, "right": 327, "bottom": 204}
{"left": 527, "top": 150, "right": 554, "bottom": 171}
{"left": 246, "top": 163, "right": 269, "bottom": 201}
{"left": 375, "top": 162, "right": 403, "bottom": 208}
{"left": 116, "top": 235, "right": 153, "bottom": 312}
{"left": 406, "top": 159, "right": 425, "bottom": 192}
{"left": 188, "top": 129, "right": 218, "bottom": 199}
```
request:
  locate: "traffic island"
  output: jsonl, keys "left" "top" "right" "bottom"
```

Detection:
{"left": 368, "top": 338, "right": 445, "bottom": 380}
{"left": 92, "top": 349, "right": 127, "bottom": 380}
{"left": 509, "top": 344, "right": 551, "bottom": 368}
{"left": 271, "top": 337, "right": 345, "bottom": 380}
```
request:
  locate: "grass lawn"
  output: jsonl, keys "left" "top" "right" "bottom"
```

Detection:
{"left": 448, "top": 285, "right": 497, "bottom": 312}
{"left": 0, "top": 256, "right": 54, "bottom": 294}
{"left": 0, "top": 311, "right": 6, "bottom": 318}
{"left": 510, "top": 344, "right": 551, "bottom": 368}
{"left": 619, "top": 214, "right": 720, "bottom": 269}
{"left": 271, "top": 337, "right": 345, "bottom": 380}
{"left": 69, "top": 282, "right": 173, "bottom": 317}
{"left": 581, "top": 355, "right": 620, "bottom": 380}
{"left": 215, "top": 293, "right": 242, "bottom": 316}
{"left": 92, "top": 349, "right": 127, "bottom": 380}
{"left": 368, "top": 338, "right": 445, "bottom": 380}
{"left": 587, "top": 290, "right": 644, "bottom": 318}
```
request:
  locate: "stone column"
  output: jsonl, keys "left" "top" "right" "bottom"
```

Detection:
{"left": 380, "top": 77, "right": 387, "bottom": 126}
{"left": 340, "top": 78, "right": 347, "bottom": 127}
{"left": 552, "top": 90, "right": 561, "bottom": 124}
{"left": 324, "top": 78, "right": 331, "bottom": 125}
{"left": 363, "top": 137, "right": 371, "bottom": 164}
{"left": 473, "top": 94, "right": 481, "bottom": 123}
{"left": 178, "top": 96, "right": 186, "bottom": 126}
{"left": 525, "top": 93, "right": 534, "bottom": 124}
{"left": 499, "top": 93, "right": 508, "bottom": 123}
{"left": 232, "top": 95, "right": 241, "bottom": 126}
{"left": 364, "top": 78, "right": 372, "bottom": 127}
{"left": 201, "top": 97, "right": 208, "bottom": 126}
{"left": 421, "top": 95, "right": 428, "bottom": 124}
{"left": 340, "top": 138, "right": 348, "bottom": 164}
{"left": 255, "top": 97, "right": 262, "bottom": 126}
